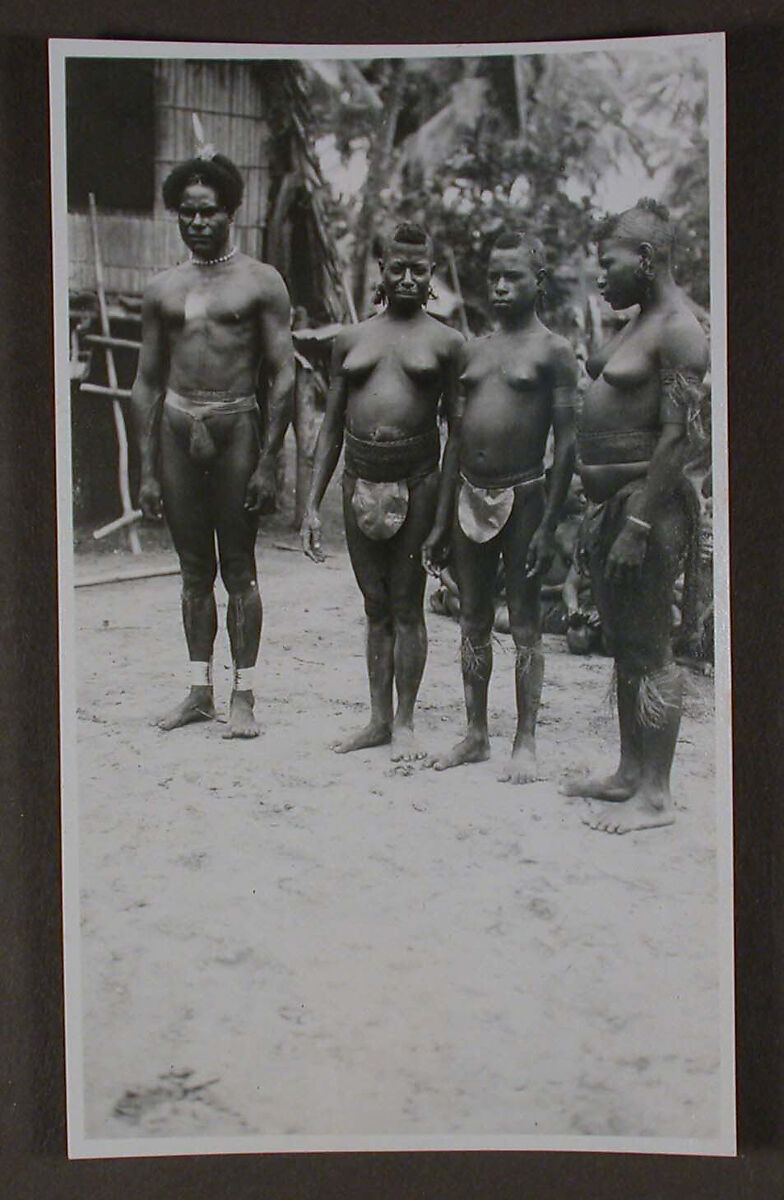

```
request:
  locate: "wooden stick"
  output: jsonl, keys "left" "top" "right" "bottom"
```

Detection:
{"left": 89, "top": 193, "right": 141, "bottom": 554}
{"left": 92, "top": 509, "right": 143, "bottom": 540}
{"left": 75, "top": 564, "right": 180, "bottom": 589}
{"left": 84, "top": 334, "right": 142, "bottom": 351}
{"left": 80, "top": 382, "right": 133, "bottom": 400}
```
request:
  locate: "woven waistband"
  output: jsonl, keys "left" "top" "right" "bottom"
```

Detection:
{"left": 165, "top": 388, "right": 257, "bottom": 417}
{"left": 577, "top": 429, "right": 659, "bottom": 466}
{"left": 459, "top": 462, "right": 545, "bottom": 491}
{"left": 344, "top": 427, "right": 440, "bottom": 483}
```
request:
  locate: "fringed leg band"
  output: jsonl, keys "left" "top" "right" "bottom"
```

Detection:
{"left": 635, "top": 663, "right": 682, "bottom": 728}
{"left": 461, "top": 636, "right": 492, "bottom": 675}
{"left": 514, "top": 644, "right": 539, "bottom": 675}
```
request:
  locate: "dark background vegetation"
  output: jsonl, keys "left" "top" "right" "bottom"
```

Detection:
{"left": 317, "top": 48, "right": 711, "bottom": 328}
{"left": 0, "top": 5, "right": 782, "bottom": 1200}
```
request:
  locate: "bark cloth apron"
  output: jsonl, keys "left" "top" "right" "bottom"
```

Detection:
{"left": 344, "top": 428, "right": 440, "bottom": 540}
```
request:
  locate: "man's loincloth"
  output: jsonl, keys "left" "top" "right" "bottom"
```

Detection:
{"left": 457, "top": 464, "right": 545, "bottom": 544}
{"left": 164, "top": 388, "right": 258, "bottom": 464}
{"left": 343, "top": 428, "right": 440, "bottom": 541}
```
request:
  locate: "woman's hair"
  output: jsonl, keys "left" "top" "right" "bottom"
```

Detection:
{"left": 381, "top": 222, "right": 434, "bottom": 260}
{"left": 162, "top": 154, "right": 244, "bottom": 215}
{"left": 491, "top": 229, "right": 547, "bottom": 271}
{"left": 596, "top": 197, "right": 675, "bottom": 257}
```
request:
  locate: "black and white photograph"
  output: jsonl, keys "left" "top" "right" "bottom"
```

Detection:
{"left": 50, "top": 34, "right": 733, "bottom": 1158}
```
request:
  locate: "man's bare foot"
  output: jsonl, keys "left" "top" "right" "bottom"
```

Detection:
{"left": 498, "top": 737, "right": 538, "bottom": 784}
{"left": 428, "top": 729, "right": 490, "bottom": 771}
{"left": 582, "top": 785, "right": 674, "bottom": 834}
{"left": 332, "top": 720, "right": 391, "bottom": 754}
{"left": 560, "top": 768, "right": 639, "bottom": 801}
{"left": 156, "top": 686, "right": 215, "bottom": 731}
{"left": 223, "top": 690, "right": 259, "bottom": 739}
{"left": 390, "top": 723, "right": 426, "bottom": 763}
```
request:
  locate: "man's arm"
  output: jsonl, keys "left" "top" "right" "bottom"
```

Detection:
{"left": 300, "top": 331, "right": 350, "bottom": 561}
{"left": 130, "top": 282, "right": 168, "bottom": 519}
{"left": 245, "top": 267, "right": 295, "bottom": 515}
{"left": 526, "top": 338, "right": 578, "bottom": 577}
{"left": 606, "top": 315, "right": 708, "bottom": 581}
{"left": 422, "top": 335, "right": 465, "bottom": 575}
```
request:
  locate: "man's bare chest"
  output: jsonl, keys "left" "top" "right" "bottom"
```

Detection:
{"left": 162, "top": 279, "right": 260, "bottom": 331}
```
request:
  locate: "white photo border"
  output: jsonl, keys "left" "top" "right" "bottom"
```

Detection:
{"left": 50, "top": 32, "right": 733, "bottom": 1159}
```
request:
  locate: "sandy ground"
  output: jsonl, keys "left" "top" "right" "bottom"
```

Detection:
{"left": 69, "top": 487, "right": 724, "bottom": 1146}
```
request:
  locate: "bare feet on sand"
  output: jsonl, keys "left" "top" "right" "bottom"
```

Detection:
{"left": 156, "top": 686, "right": 215, "bottom": 731}
{"left": 582, "top": 786, "right": 674, "bottom": 834}
{"left": 222, "top": 690, "right": 259, "bottom": 739}
{"left": 332, "top": 720, "right": 391, "bottom": 755}
{"left": 498, "top": 737, "right": 538, "bottom": 785}
{"left": 390, "top": 723, "right": 426, "bottom": 763}
{"left": 560, "top": 768, "right": 639, "bottom": 802}
{"left": 428, "top": 729, "right": 490, "bottom": 771}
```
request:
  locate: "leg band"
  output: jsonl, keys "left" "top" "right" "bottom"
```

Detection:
{"left": 233, "top": 665, "right": 255, "bottom": 692}
{"left": 461, "top": 636, "right": 491, "bottom": 674}
{"left": 636, "top": 664, "right": 682, "bottom": 728}
{"left": 514, "top": 644, "right": 537, "bottom": 674}
{"left": 189, "top": 660, "right": 213, "bottom": 687}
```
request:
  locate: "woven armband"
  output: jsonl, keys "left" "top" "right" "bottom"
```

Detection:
{"left": 659, "top": 369, "right": 705, "bottom": 437}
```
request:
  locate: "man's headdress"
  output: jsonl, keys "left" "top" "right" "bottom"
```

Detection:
{"left": 161, "top": 119, "right": 244, "bottom": 215}
{"left": 192, "top": 112, "right": 217, "bottom": 162}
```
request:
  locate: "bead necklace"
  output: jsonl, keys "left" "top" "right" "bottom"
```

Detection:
{"left": 189, "top": 246, "right": 238, "bottom": 267}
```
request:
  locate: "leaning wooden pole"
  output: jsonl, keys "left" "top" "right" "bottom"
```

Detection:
{"left": 445, "top": 247, "right": 470, "bottom": 338}
{"left": 88, "top": 193, "right": 142, "bottom": 553}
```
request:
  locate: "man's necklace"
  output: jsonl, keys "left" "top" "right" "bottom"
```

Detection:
{"left": 189, "top": 246, "right": 238, "bottom": 267}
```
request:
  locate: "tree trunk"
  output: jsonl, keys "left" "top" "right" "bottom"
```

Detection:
{"left": 351, "top": 60, "right": 406, "bottom": 316}
{"left": 512, "top": 56, "right": 529, "bottom": 138}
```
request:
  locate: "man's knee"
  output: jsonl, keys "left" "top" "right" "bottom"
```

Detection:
{"left": 181, "top": 559, "right": 217, "bottom": 597}
{"left": 219, "top": 553, "right": 257, "bottom": 596}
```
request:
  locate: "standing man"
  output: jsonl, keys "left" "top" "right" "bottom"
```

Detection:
{"left": 301, "top": 223, "right": 464, "bottom": 760}
{"left": 131, "top": 151, "right": 295, "bottom": 738}
{"left": 562, "top": 199, "right": 708, "bottom": 832}
{"left": 423, "top": 231, "right": 578, "bottom": 783}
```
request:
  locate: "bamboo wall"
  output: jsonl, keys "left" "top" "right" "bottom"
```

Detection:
{"left": 68, "top": 60, "right": 271, "bottom": 296}
{"left": 68, "top": 212, "right": 263, "bottom": 295}
{"left": 154, "top": 60, "right": 270, "bottom": 231}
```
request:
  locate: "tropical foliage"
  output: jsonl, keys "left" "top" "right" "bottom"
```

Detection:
{"left": 301, "top": 48, "right": 712, "bottom": 331}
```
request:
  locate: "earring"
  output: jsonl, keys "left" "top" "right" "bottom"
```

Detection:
{"left": 428, "top": 284, "right": 439, "bottom": 302}
{"left": 372, "top": 283, "right": 387, "bottom": 306}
